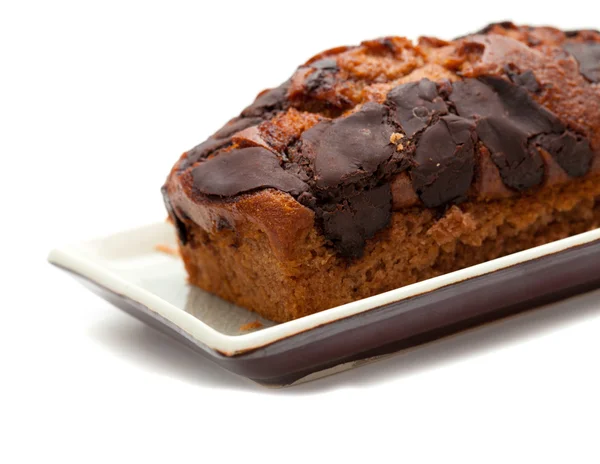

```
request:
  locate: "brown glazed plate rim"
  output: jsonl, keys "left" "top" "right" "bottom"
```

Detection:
{"left": 48, "top": 222, "right": 600, "bottom": 359}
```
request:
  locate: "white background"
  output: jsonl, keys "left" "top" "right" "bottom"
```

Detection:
{"left": 2, "top": 1, "right": 600, "bottom": 462}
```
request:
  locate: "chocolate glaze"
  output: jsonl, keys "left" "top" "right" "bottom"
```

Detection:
{"left": 320, "top": 184, "right": 392, "bottom": 257}
{"left": 299, "top": 102, "right": 397, "bottom": 189}
{"left": 288, "top": 58, "right": 352, "bottom": 114}
{"left": 504, "top": 67, "right": 541, "bottom": 93}
{"left": 451, "top": 76, "right": 576, "bottom": 191}
{"left": 212, "top": 116, "right": 263, "bottom": 140}
{"left": 165, "top": 24, "right": 598, "bottom": 258}
{"left": 563, "top": 42, "right": 600, "bottom": 83}
{"left": 535, "top": 132, "right": 593, "bottom": 177}
{"left": 241, "top": 83, "right": 290, "bottom": 118}
{"left": 412, "top": 115, "right": 476, "bottom": 207}
{"left": 288, "top": 102, "right": 411, "bottom": 256}
{"left": 180, "top": 137, "right": 231, "bottom": 171}
{"left": 565, "top": 29, "right": 600, "bottom": 38}
{"left": 310, "top": 58, "right": 338, "bottom": 70}
{"left": 304, "top": 58, "right": 339, "bottom": 94}
{"left": 474, "top": 21, "right": 517, "bottom": 35}
{"left": 191, "top": 147, "right": 308, "bottom": 197}
{"left": 387, "top": 78, "right": 448, "bottom": 137}
{"left": 179, "top": 83, "right": 292, "bottom": 172}
{"left": 161, "top": 185, "right": 189, "bottom": 245}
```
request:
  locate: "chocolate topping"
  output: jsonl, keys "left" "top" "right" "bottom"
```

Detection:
{"left": 505, "top": 67, "right": 541, "bottom": 93}
{"left": 535, "top": 132, "right": 594, "bottom": 177}
{"left": 320, "top": 184, "right": 392, "bottom": 258}
{"left": 161, "top": 185, "right": 188, "bottom": 245}
{"left": 180, "top": 83, "right": 292, "bottom": 171}
{"left": 180, "top": 137, "right": 231, "bottom": 171}
{"left": 289, "top": 57, "right": 351, "bottom": 114}
{"left": 242, "top": 84, "right": 290, "bottom": 117}
{"left": 565, "top": 29, "right": 600, "bottom": 38}
{"left": 310, "top": 58, "right": 338, "bottom": 70}
{"left": 305, "top": 59, "right": 339, "bottom": 94}
{"left": 288, "top": 102, "right": 411, "bottom": 255}
{"left": 412, "top": 115, "right": 476, "bottom": 207}
{"left": 213, "top": 117, "right": 263, "bottom": 140}
{"left": 191, "top": 147, "right": 308, "bottom": 197}
{"left": 474, "top": 21, "right": 517, "bottom": 35}
{"left": 299, "top": 102, "right": 397, "bottom": 189}
{"left": 450, "top": 77, "right": 564, "bottom": 190}
{"left": 387, "top": 79, "right": 448, "bottom": 137}
{"left": 563, "top": 42, "right": 600, "bottom": 83}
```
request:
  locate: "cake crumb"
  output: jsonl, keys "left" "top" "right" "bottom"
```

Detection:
{"left": 389, "top": 132, "right": 404, "bottom": 145}
{"left": 396, "top": 143, "right": 404, "bottom": 151}
{"left": 240, "top": 320, "right": 263, "bottom": 331}
{"left": 155, "top": 244, "right": 180, "bottom": 257}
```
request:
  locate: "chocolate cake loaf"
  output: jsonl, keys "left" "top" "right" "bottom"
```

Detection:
{"left": 163, "top": 22, "right": 600, "bottom": 322}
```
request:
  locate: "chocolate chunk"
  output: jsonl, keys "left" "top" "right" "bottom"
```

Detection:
{"left": 474, "top": 21, "right": 516, "bottom": 35}
{"left": 183, "top": 84, "right": 290, "bottom": 171}
{"left": 310, "top": 58, "right": 338, "bottom": 70}
{"left": 320, "top": 184, "right": 392, "bottom": 258}
{"left": 191, "top": 147, "right": 308, "bottom": 197}
{"left": 366, "top": 37, "right": 400, "bottom": 53}
{"left": 212, "top": 117, "right": 263, "bottom": 139}
{"left": 505, "top": 67, "right": 541, "bottom": 93}
{"left": 387, "top": 79, "right": 448, "bottom": 137}
{"left": 565, "top": 30, "right": 580, "bottom": 38}
{"left": 300, "top": 102, "right": 397, "bottom": 188}
{"left": 180, "top": 117, "right": 264, "bottom": 171}
{"left": 304, "top": 59, "right": 339, "bottom": 94}
{"left": 563, "top": 42, "right": 600, "bottom": 83}
{"left": 455, "top": 76, "right": 563, "bottom": 131}
{"left": 180, "top": 137, "right": 231, "bottom": 171}
{"left": 305, "top": 69, "right": 336, "bottom": 93}
{"left": 450, "top": 77, "right": 564, "bottom": 191}
{"left": 242, "top": 84, "right": 289, "bottom": 117}
{"left": 161, "top": 185, "right": 189, "bottom": 245}
{"left": 477, "top": 119, "right": 545, "bottom": 190}
{"left": 535, "top": 132, "right": 594, "bottom": 177}
{"left": 411, "top": 115, "right": 476, "bottom": 207}
{"left": 565, "top": 29, "right": 600, "bottom": 38}
{"left": 295, "top": 102, "right": 402, "bottom": 256}
{"left": 216, "top": 217, "right": 232, "bottom": 231}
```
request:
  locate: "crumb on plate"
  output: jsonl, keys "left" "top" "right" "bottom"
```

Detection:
{"left": 155, "top": 244, "right": 180, "bottom": 257}
{"left": 240, "top": 320, "right": 264, "bottom": 331}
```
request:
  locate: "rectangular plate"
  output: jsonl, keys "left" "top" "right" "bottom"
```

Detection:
{"left": 49, "top": 222, "right": 600, "bottom": 386}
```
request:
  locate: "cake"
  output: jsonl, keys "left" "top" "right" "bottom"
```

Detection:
{"left": 162, "top": 22, "right": 600, "bottom": 322}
